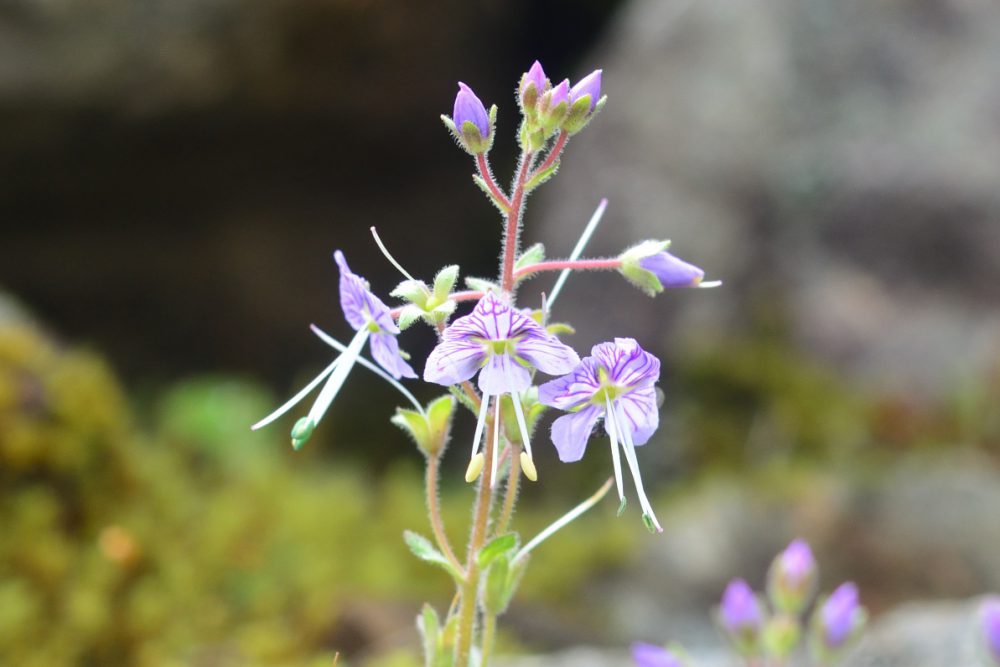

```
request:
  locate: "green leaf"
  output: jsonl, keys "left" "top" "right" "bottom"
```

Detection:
{"left": 391, "top": 408, "right": 430, "bottom": 451}
{"left": 514, "top": 243, "right": 545, "bottom": 270}
{"left": 524, "top": 160, "right": 559, "bottom": 191}
{"left": 433, "top": 265, "right": 460, "bottom": 302}
{"left": 391, "top": 279, "right": 431, "bottom": 306}
{"left": 397, "top": 304, "right": 425, "bottom": 331}
{"left": 545, "top": 322, "right": 576, "bottom": 337}
{"left": 472, "top": 175, "right": 510, "bottom": 214}
{"left": 427, "top": 396, "right": 456, "bottom": 439}
{"left": 448, "top": 385, "right": 479, "bottom": 416}
{"left": 403, "top": 531, "right": 462, "bottom": 581}
{"left": 464, "top": 277, "right": 497, "bottom": 293}
{"left": 417, "top": 604, "right": 441, "bottom": 667}
{"left": 477, "top": 533, "right": 518, "bottom": 569}
{"left": 482, "top": 555, "right": 512, "bottom": 616}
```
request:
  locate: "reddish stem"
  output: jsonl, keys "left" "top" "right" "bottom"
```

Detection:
{"left": 529, "top": 131, "right": 568, "bottom": 181}
{"left": 500, "top": 154, "right": 535, "bottom": 293}
{"left": 513, "top": 258, "right": 621, "bottom": 281}
{"left": 389, "top": 290, "right": 484, "bottom": 319}
{"left": 476, "top": 154, "right": 511, "bottom": 210}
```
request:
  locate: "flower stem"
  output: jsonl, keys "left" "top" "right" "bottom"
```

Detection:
{"left": 480, "top": 611, "right": 498, "bottom": 667}
{"left": 426, "top": 454, "right": 464, "bottom": 577}
{"left": 499, "top": 151, "right": 536, "bottom": 294}
{"left": 496, "top": 442, "right": 521, "bottom": 535}
{"left": 455, "top": 409, "right": 499, "bottom": 666}
{"left": 514, "top": 258, "right": 621, "bottom": 281}
{"left": 476, "top": 153, "right": 512, "bottom": 210}
{"left": 530, "top": 131, "right": 568, "bottom": 182}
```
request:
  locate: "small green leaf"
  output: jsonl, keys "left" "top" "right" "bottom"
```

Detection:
{"left": 391, "top": 408, "right": 430, "bottom": 452}
{"left": 477, "top": 533, "right": 518, "bottom": 569}
{"left": 417, "top": 604, "right": 441, "bottom": 667}
{"left": 433, "top": 265, "right": 460, "bottom": 302}
{"left": 545, "top": 322, "right": 576, "bottom": 337}
{"left": 524, "top": 160, "right": 560, "bottom": 191}
{"left": 448, "top": 385, "right": 479, "bottom": 415}
{"left": 403, "top": 531, "right": 462, "bottom": 580}
{"left": 397, "top": 304, "right": 425, "bottom": 331}
{"left": 482, "top": 555, "right": 512, "bottom": 616}
{"left": 515, "top": 243, "right": 546, "bottom": 270}
{"left": 427, "top": 396, "right": 456, "bottom": 439}
{"left": 472, "top": 175, "right": 510, "bottom": 214}
{"left": 391, "top": 279, "right": 431, "bottom": 306}
{"left": 464, "top": 277, "right": 497, "bottom": 293}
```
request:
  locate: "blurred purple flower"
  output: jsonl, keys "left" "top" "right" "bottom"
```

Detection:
{"left": 720, "top": 578, "right": 764, "bottom": 634}
{"left": 538, "top": 337, "right": 663, "bottom": 532}
{"left": 767, "top": 539, "right": 818, "bottom": 614}
{"left": 820, "top": 582, "right": 861, "bottom": 647}
{"left": 632, "top": 642, "right": 682, "bottom": 667}
{"left": 982, "top": 597, "right": 1000, "bottom": 662}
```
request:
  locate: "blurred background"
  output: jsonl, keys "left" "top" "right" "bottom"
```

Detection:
{"left": 1, "top": 0, "right": 999, "bottom": 665}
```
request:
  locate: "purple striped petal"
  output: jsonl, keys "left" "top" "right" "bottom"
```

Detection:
{"left": 515, "top": 330, "right": 580, "bottom": 377}
{"left": 478, "top": 353, "right": 531, "bottom": 395}
{"left": 423, "top": 338, "right": 486, "bottom": 386}
{"left": 370, "top": 332, "right": 417, "bottom": 379}
{"left": 334, "top": 250, "right": 398, "bottom": 334}
{"left": 613, "top": 386, "right": 659, "bottom": 446}
{"left": 537, "top": 358, "right": 601, "bottom": 411}
{"left": 591, "top": 337, "right": 660, "bottom": 388}
{"left": 550, "top": 405, "right": 603, "bottom": 462}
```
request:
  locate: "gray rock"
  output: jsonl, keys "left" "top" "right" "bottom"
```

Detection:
{"left": 536, "top": 0, "right": 1000, "bottom": 399}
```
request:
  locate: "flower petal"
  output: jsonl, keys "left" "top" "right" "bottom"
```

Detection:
{"left": 631, "top": 642, "right": 682, "bottom": 667}
{"left": 591, "top": 337, "right": 660, "bottom": 389}
{"left": 549, "top": 405, "right": 602, "bottom": 462}
{"left": 478, "top": 353, "right": 531, "bottom": 395}
{"left": 423, "top": 338, "right": 485, "bottom": 386}
{"left": 613, "top": 386, "right": 659, "bottom": 446}
{"left": 515, "top": 331, "right": 581, "bottom": 377}
{"left": 537, "top": 358, "right": 600, "bottom": 411}
{"left": 335, "top": 250, "right": 398, "bottom": 334}
{"left": 369, "top": 332, "right": 417, "bottom": 379}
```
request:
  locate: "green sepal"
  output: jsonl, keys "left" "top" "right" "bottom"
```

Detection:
{"left": 465, "top": 277, "right": 498, "bottom": 293}
{"left": 433, "top": 265, "right": 460, "bottom": 302}
{"left": 441, "top": 114, "right": 460, "bottom": 141}
{"left": 762, "top": 614, "right": 801, "bottom": 660}
{"left": 483, "top": 555, "right": 512, "bottom": 616}
{"left": 562, "top": 94, "right": 607, "bottom": 135}
{"left": 391, "top": 408, "right": 430, "bottom": 450}
{"left": 545, "top": 322, "right": 576, "bottom": 337}
{"left": 403, "top": 530, "right": 463, "bottom": 581}
{"left": 417, "top": 604, "right": 441, "bottom": 667}
{"left": 515, "top": 243, "right": 546, "bottom": 270}
{"left": 392, "top": 279, "right": 431, "bottom": 307}
{"left": 426, "top": 395, "right": 456, "bottom": 447}
{"left": 397, "top": 304, "right": 425, "bottom": 331}
{"left": 619, "top": 239, "right": 673, "bottom": 297}
{"left": 524, "top": 160, "right": 559, "bottom": 191}
{"left": 477, "top": 533, "right": 518, "bottom": 569}
{"left": 449, "top": 385, "right": 479, "bottom": 416}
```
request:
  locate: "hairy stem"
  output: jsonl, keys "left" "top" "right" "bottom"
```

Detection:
{"left": 476, "top": 153, "right": 512, "bottom": 210}
{"left": 514, "top": 257, "right": 621, "bottom": 281}
{"left": 480, "top": 612, "right": 498, "bottom": 667}
{"left": 496, "top": 442, "right": 521, "bottom": 536}
{"left": 426, "top": 455, "right": 464, "bottom": 577}
{"left": 499, "top": 152, "right": 536, "bottom": 294}
{"left": 530, "top": 131, "right": 568, "bottom": 181}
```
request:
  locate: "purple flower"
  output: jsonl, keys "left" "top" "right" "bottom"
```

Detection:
{"left": 632, "top": 642, "right": 682, "bottom": 667}
{"left": 519, "top": 60, "right": 549, "bottom": 109}
{"left": 983, "top": 597, "right": 1000, "bottom": 662}
{"left": 720, "top": 579, "right": 764, "bottom": 635}
{"left": 767, "top": 539, "right": 818, "bottom": 614}
{"left": 334, "top": 251, "right": 416, "bottom": 380}
{"left": 537, "top": 338, "right": 663, "bottom": 532}
{"left": 570, "top": 69, "right": 602, "bottom": 111}
{"left": 424, "top": 292, "right": 580, "bottom": 484}
{"left": 251, "top": 250, "right": 415, "bottom": 449}
{"left": 820, "top": 582, "right": 861, "bottom": 647}
{"left": 638, "top": 251, "right": 706, "bottom": 288}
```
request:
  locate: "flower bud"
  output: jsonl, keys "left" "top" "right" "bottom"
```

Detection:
{"left": 518, "top": 60, "right": 549, "bottom": 116}
{"left": 619, "top": 241, "right": 718, "bottom": 296}
{"left": 640, "top": 251, "right": 705, "bottom": 288}
{"left": 537, "top": 79, "right": 571, "bottom": 135}
{"left": 981, "top": 596, "right": 1000, "bottom": 664}
{"left": 767, "top": 539, "right": 818, "bottom": 615}
{"left": 562, "top": 69, "right": 606, "bottom": 135}
{"left": 717, "top": 579, "right": 764, "bottom": 656}
{"left": 810, "top": 582, "right": 866, "bottom": 663}
{"left": 444, "top": 82, "right": 493, "bottom": 155}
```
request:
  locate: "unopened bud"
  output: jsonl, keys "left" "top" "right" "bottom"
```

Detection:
{"left": 767, "top": 539, "right": 818, "bottom": 615}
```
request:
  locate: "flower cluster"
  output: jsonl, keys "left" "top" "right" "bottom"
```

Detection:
{"left": 253, "top": 59, "right": 718, "bottom": 667}
{"left": 635, "top": 541, "right": 866, "bottom": 667}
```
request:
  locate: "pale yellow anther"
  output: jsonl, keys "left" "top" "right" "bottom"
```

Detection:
{"left": 519, "top": 452, "right": 538, "bottom": 481}
{"left": 465, "top": 453, "right": 485, "bottom": 483}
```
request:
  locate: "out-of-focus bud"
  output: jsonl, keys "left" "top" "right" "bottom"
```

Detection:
{"left": 562, "top": 69, "right": 606, "bottom": 135}
{"left": 442, "top": 82, "right": 494, "bottom": 155}
{"left": 631, "top": 642, "right": 684, "bottom": 667}
{"left": 762, "top": 614, "right": 802, "bottom": 661}
{"left": 810, "top": 582, "right": 866, "bottom": 663}
{"left": 518, "top": 60, "right": 549, "bottom": 116}
{"left": 619, "top": 240, "right": 719, "bottom": 296}
{"left": 980, "top": 596, "right": 1000, "bottom": 664}
{"left": 537, "top": 79, "right": 571, "bottom": 135}
{"left": 767, "top": 539, "right": 819, "bottom": 615}
{"left": 717, "top": 578, "right": 765, "bottom": 656}
{"left": 391, "top": 396, "right": 456, "bottom": 458}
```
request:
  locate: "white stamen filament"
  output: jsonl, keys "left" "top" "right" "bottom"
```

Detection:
{"left": 310, "top": 325, "right": 424, "bottom": 415}
{"left": 698, "top": 280, "right": 723, "bottom": 288}
{"left": 471, "top": 391, "right": 491, "bottom": 459}
{"left": 615, "top": 402, "right": 663, "bottom": 533}
{"left": 604, "top": 393, "right": 626, "bottom": 505}
{"left": 503, "top": 363, "right": 534, "bottom": 460}
{"left": 251, "top": 357, "right": 341, "bottom": 430}
{"left": 547, "top": 197, "right": 608, "bottom": 309}
{"left": 370, "top": 226, "right": 416, "bottom": 281}
{"left": 490, "top": 397, "right": 501, "bottom": 488}
{"left": 306, "top": 328, "right": 369, "bottom": 424}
